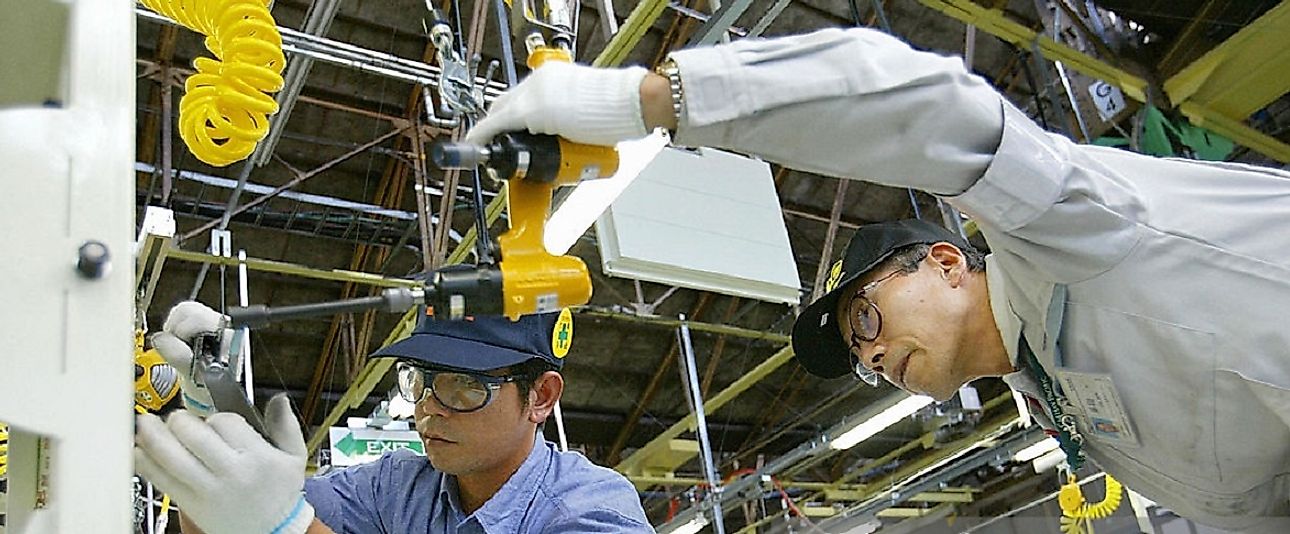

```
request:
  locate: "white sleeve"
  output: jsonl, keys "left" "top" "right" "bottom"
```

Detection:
{"left": 670, "top": 27, "right": 1004, "bottom": 196}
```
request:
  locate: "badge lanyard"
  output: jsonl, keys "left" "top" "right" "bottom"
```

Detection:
{"left": 1018, "top": 333, "right": 1086, "bottom": 472}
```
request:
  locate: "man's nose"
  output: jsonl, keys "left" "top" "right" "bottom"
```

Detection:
{"left": 415, "top": 392, "right": 452, "bottom": 418}
{"left": 857, "top": 341, "right": 887, "bottom": 374}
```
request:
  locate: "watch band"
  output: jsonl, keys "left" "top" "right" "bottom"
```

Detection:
{"left": 656, "top": 58, "right": 684, "bottom": 129}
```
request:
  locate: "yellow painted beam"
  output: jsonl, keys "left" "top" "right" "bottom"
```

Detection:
{"left": 915, "top": 0, "right": 1147, "bottom": 102}
{"left": 617, "top": 345, "right": 795, "bottom": 474}
{"left": 591, "top": 0, "right": 669, "bottom": 68}
{"left": 919, "top": 0, "right": 1290, "bottom": 164}
{"left": 877, "top": 507, "right": 936, "bottom": 518}
{"left": 638, "top": 439, "right": 700, "bottom": 472}
{"left": 1179, "top": 102, "right": 1290, "bottom": 163}
{"left": 1164, "top": 1, "right": 1290, "bottom": 118}
{"left": 908, "top": 490, "right": 975, "bottom": 503}
{"left": 165, "top": 248, "right": 422, "bottom": 288}
{"left": 802, "top": 505, "right": 837, "bottom": 518}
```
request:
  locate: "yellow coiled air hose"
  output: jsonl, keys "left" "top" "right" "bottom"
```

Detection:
{"left": 140, "top": 0, "right": 285, "bottom": 167}
{"left": 1058, "top": 473, "right": 1124, "bottom": 534}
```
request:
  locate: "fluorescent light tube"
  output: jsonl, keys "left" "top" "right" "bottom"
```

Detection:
{"left": 664, "top": 515, "right": 709, "bottom": 534}
{"left": 1014, "top": 437, "right": 1061, "bottom": 463}
{"left": 829, "top": 394, "right": 934, "bottom": 450}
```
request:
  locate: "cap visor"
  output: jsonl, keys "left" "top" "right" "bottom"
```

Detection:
{"left": 792, "top": 283, "right": 856, "bottom": 379}
{"left": 372, "top": 333, "right": 534, "bottom": 372}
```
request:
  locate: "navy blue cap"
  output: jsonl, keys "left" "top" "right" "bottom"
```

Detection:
{"left": 791, "top": 219, "right": 970, "bottom": 379}
{"left": 372, "top": 308, "right": 574, "bottom": 372}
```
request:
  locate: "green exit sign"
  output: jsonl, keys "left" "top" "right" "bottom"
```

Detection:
{"left": 328, "top": 425, "right": 424, "bottom": 467}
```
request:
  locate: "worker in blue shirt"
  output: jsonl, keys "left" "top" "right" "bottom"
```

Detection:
{"left": 134, "top": 303, "right": 653, "bottom": 533}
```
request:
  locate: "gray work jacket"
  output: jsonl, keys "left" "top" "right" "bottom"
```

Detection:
{"left": 671, "top": 27, "right": 1290, "bottom": 530}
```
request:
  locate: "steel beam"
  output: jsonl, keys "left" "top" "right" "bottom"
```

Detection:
{"left": 605, "top": 294, "right": 713, "bottom": 466}
{"left": 1157, "top": 0, "right": 1233, "bottom": 78}
{"left": 748, "top": 0, "right": 795, "bottom": 37}
{"left": 250, "top": 0, "right": 344, "bottom": 166}
{"left": 577, "top": 308, "right": 788, "bottom": 343}
{"left": 687, "top": 0, "right": 755, "bottom": 46}
{"left": 915, "top": 0, "right": 1147, "bottom": 102}
{"left": 181, "top": 127, "right": 410, "bottom": 241}
{"left": 1164, "top": 0, "right": 1290, "bottom": 119}
{"left": 617, "top": 344, "right": 794, "bottom": 474}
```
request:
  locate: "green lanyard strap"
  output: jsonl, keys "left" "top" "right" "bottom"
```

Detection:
{"left": 1019, "top": 335, "right": 1086, "bottom": 472}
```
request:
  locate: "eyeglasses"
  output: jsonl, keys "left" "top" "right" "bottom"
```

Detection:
{"left": 846, "top": 269, "right": 904, "bottom": 386}
{"left": 396, "top": 362, "right": 524, "bottom": 413}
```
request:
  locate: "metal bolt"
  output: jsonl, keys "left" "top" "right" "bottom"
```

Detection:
{"left": 76, "top": 240, "right": 111, "bottom": 279}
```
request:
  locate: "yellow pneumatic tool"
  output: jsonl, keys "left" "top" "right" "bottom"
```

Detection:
{"left": 224, "top": 3, "right": 618, "bottom": 324}
{"left": 429, "top": 31, "right": 619, "bottom": 320}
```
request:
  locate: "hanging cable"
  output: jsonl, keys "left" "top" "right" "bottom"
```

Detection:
{"left": 139, "top": 0, "right": 285, "bottom": 167}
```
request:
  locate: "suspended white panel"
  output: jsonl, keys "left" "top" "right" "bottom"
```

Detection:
{"left": 595, "top": 147, "right": 801, "bottom": 305}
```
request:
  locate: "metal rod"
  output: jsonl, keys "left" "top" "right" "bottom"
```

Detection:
{"left": 552, "top": 400, "right": 569, "bottom": 452}
{"left": 229, "top": 294, "right": 395, "bottom": 329}
{"left": 747, "top": 0, "right": 792, "bottom": 37}
{"left": 869, "top": 0, "right": 893, "bottom": 32}
{"left": 409, "top": 125, "right": 437, "bottom": 268}
{"left": 811, "top": 179, "right": 848, "bottom": 301}
{"left": 190, "top": 162, "right": 253, "bottom": 296}
{"left": 1041, "top": 1, "right": 1092, "bottom": 141}
{"left": 237, "top": 250, "right": 254, "bottom": 403}
{"left": 160, "top": 72, "right": 173, "bottom": 204}
{"left": 678, "top": 315, "right": 727, "bottom": 534}
{"left": 493, "top": 0, "right": 519, "bottom": 86}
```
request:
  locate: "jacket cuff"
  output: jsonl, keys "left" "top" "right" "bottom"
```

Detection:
{"left": 949, "top": 101, "right": 1067, "bottom": 232}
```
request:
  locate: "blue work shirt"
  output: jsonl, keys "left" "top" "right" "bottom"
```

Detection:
{"left": 304, "top": 435, "right": 653, "bottom": 533}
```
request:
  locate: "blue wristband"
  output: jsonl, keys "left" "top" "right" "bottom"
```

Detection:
{"left": 269, "top": 494, "right": 309, "bottom": 534}
{"left": 182, "top": 392, "right": 214, "bottom": 412}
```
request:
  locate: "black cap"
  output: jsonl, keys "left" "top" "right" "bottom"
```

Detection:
{"left": 791, "top": 219, "right": 969, "bottom": 378}
{"left": 372, "top": 308, "right": 575, "bottom": 372}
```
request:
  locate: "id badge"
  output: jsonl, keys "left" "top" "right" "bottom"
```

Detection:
{"left": 1056, "top": 371, "right": 1141, "bottom": 447}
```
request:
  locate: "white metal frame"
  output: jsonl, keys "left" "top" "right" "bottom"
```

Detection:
{"left": 0, "top": 0, "right": 136, "bottom": 531}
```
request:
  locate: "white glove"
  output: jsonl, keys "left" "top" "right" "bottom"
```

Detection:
{"left": 151, "top": 301, "right": 232, "bottom": 416}
{"left": 465, "top": 62, "right": 651, "bottom": 146}
{"left": 134, "top": 395, "right": 315, "bottom": 534}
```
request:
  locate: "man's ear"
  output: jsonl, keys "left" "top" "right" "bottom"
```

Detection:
{"left": 527, "top": 371, "right": 564, "bottom": 424}
{"left": 927, "top": 242, "right": 966, "bottom": 287}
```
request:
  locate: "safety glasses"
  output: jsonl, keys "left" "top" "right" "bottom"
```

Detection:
{"left": 395, "top": 362, "right": 524, "bottom": 413}
{"left": 846, "top": 269, "right": 904, "bottom": 386}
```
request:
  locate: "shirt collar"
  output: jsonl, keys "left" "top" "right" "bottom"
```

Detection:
{"left": 984, "top": 254, "right": 1022, "bottom": 369}
{"left": 440, "top": 433, "right": 552, "bottom": 531}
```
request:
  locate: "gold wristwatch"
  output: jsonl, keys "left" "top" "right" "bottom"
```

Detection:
{"left": 656, "top": 58, "right": 684, "bottom": 133}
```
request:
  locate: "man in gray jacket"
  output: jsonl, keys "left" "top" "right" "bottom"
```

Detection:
{"left": 468, "top": 26, "right": 1290, "bottom": 531}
